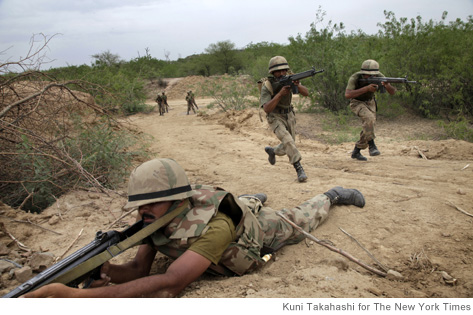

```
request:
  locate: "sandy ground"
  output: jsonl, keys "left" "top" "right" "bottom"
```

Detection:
{"left": 1, "top": 92, "right": 473, "bottom": 299}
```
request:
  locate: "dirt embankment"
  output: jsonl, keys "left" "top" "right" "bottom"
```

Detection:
{"left": 1, "top": 77, "right": 472, "bottom": 298}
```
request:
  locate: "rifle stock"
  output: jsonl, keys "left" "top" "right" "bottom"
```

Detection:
{"left": 278, "top": 67, "right": 324, "bottom": 94}
{"left": 2, "top": 220, "right": 144, "bottom": 298}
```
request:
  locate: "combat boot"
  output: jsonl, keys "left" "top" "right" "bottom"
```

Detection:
{"left": 265, "top": 146, "right": 276, "bottom": 165}
{"left": 293, "top": 161, "right": 308, "bottom": 182}
{"left": 351, "top": 146, "right": 367, "bottom": 161}
{"left": 324, "top": 186, "right": 365, "bottom": 208}
{"left": 238, "top": 193, "right": 267, "bottom": 205}
{"left": 368, "top": 140, "right": 381, "bottom": 156}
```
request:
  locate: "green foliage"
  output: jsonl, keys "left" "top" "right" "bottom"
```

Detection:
{"left": 65, "top": 116, "right": 151, "bottom": 186}
{"left": 438, "top": 116, "right": 473, "bottom": 142}
{"left": 205, "top": 40, "right": 242, "bottom": 74}
{"left": 11, "top": 116, "right": 151, "bottom": 213}
{"left": 200, "top": 75, "right": 259, "bottom": 111}
{"left": 375, "top": 11, "right": 473, "bottom": 119}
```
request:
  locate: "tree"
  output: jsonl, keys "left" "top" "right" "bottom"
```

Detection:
{"left": 91, "top": 50, "right": 121, "bottom": 67}
{"left": 205, "top": 40, "right": 241, "bottom": 74}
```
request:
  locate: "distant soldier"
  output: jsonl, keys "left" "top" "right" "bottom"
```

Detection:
{"left": 156, "top": 93, "right": 165, "bottom": 116}
{"left": 162, "top": 92, "right": 169, "bottom": 113}
{"left": 185, "top": 91, "right": 196, "bottom": 115}
{"left": 188, "top": 90, "right": 199, "bottom": 110}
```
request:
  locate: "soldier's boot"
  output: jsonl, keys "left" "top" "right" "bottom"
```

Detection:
{"left": 238, "top": 193, "right": 267, "bottom": 205}
{"left": 368, "top": 140, "right": 381, "bottom": 156}
{"left": 293, "top": 161, "right": 308, "bottom": 182}
{"left": 351, "top": 146, "right": 367, "bottom": 161}
{"left": 324, "top": 186, "right": 365, "bottom": 208}
{"left": 264, "top": 146, "right": 276, "bottom": 165}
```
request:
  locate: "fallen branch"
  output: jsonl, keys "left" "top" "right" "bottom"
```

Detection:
{"left": 413, "top": 146, "right": 427, "bottom": 160}
{"left": 0, "top": 222, "right": 30, "bottom": 251}
{"left": 339, "top": 227, "right": 390, "bottom": 273}
{"left": 0, "top": 215, "right": 62, "bottom": 235}
{"left": 445, "top": 201, "right": 473, "bottom": 218}
{"left": 276, "top": 212, "right": 387, "bottom": 277}
{"left": 107, "top": 208, "right": 136, "bottom": 229}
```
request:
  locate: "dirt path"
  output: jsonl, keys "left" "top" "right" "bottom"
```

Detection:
{"left": 1, "top": 96, "right": 472, "bottom": 298}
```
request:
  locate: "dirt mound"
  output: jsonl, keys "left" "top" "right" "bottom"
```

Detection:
{"left": 145, "top": 75, "right": 255, "bottom": 101}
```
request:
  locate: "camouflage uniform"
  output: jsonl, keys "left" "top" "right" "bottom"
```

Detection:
{"left": 162, "top": 93, "right": 169, "bottom": 113}
{"left": 346, "top": 71, "right": 385, "bottom": 150}
{"left": 148, "top": 184, "right": 331, "bottom": 276}
{"left": 261, "top": 77, "right": 301, "bottom": 164}
{"left": 185, "top": 93, "right": 196, "bottom": 115}
{"left": 156, "top": 94, "right": 165, "bottom": 116}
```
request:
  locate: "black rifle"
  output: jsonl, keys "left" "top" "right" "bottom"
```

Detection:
{"left": 2, "top": 220, "right": 144, "bottom": 298}
{"left": 358, "top": 76, "right": 417, "bottom": 93}
{"left": 277, "top": 67, "right": 324, "bottom": 94}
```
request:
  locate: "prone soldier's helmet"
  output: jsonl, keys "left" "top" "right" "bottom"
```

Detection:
{"left": 360, "top": 59, "right": 380, "bottom": 75}
{"left": 268, "top": 56, "right": 290, "bottom": 74}
{"left": 124, "top": 158, "right": 194, "bottom": 210}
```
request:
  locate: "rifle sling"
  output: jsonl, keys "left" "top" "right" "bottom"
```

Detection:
{"left": 53, "top": 200, "right": 189, "bottom": 285}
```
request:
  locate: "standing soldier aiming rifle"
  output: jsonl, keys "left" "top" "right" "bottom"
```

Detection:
{"left": 345, "top": 59, "right": 396, "bottom": 161}
{"left": 261, "top": 56, "right": 319, "bottom": 183}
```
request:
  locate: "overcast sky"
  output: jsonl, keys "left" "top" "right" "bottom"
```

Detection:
{"left": 1, "top": 0, "right": 472, "bottom": 69}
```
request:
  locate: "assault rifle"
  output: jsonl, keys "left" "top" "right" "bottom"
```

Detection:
{"left": 358, "top": 76, "right": 417, "bottom": 93}
{"left": 278, "top": 67, "right": 325, "bottom": 94}
{"left": 2, "top": 220, "right": 144, "bottom": 298}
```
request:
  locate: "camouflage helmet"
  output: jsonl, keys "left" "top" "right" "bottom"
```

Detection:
{"left": 360, "top": 59, "right": 380, "bottom": 75}
{"left": 268, "top": 56, "right": 290, "bottom": 74}
{"left": 124, "top": 158, "right": 194, "bottom": 209}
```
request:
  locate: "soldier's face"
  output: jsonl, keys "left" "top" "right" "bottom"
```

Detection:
{"left": 139, "top": 201, "right": 173, "bottom": 224}
{"left": 272, "top": 69, "right": 287, "bottom": 78}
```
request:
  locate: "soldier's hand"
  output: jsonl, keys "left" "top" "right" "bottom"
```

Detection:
{"left": 89, "top": 262, "right": 112, "bottom": 288}
{"left": 279, "top": 85, "right": 292, "bottom": 96}
{"left": 20, "top": 283, "right": 78, "bottom": 298}
{"left": 366, "top": 84, "right": 378, "bottom": 92}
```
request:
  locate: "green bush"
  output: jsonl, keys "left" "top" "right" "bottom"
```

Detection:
{"left": 200, "top": 75, "right": 259, "bottom": 111}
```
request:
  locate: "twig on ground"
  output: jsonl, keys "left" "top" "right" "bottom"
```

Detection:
{"left": 0, "top": 216, "right": 61, "bottom": 235}
{"left": 413, "top": 146, "right": 428, "bottom": 160}
{"left": 339, "top": 227, "right": 390, "bottom": 273}
{"left": 107, "top": 208, "right": 136, "bottom": 229}
{"left": 393, "top": 193, "right": 422, "bottom": 203}
{"left": 445, "top": 201, "right": 473, "bottom": 218}
{"left": 276, "top": 212, "right": 387, "bottom": 277}
{"left": 0, "top": 222, "right": 30, "bottom": 251}
{"left": 461, "top": 164, "right": 469, "bottom": 171}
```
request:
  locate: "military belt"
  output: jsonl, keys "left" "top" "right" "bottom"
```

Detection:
{"left": 272, "top": 106, "right": 293, "bottom": 114}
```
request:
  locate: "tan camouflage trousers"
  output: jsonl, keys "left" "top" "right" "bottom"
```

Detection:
{"left": 350, "top": 99, "right": 376, "bottom": 149}
{"left": 187, "top": 101, "right": 196, "bottom": 114}
{"left": 240, "top": 194, "right": 331, "bottom": 251}
{"left": 157, "top": 102, "right": 165, "bottom": 115}
{"left": 266, "top": 111, "right": 301, "bottom": 164}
